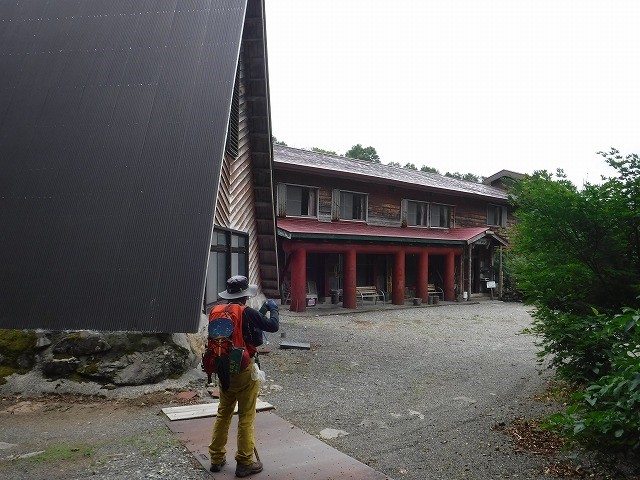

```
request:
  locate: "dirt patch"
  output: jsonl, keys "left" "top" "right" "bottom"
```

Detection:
{"left": 1, "top": 390, "right": 205, "bottom": 412}
{"left": 494, "top": 418, "right": 565, "bottom": 456}
{"left": 0, "top": 390, "right": 212, "bottom": 480}
{"left": 495, "top": 417, "right": 640, "bottom": 479}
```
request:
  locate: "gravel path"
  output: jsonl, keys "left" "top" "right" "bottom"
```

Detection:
{"left": 263, "top": 301, "right": 561, "bottom": 480}
{"left": 0, "top": 301, "right": 584, "bottom": 479}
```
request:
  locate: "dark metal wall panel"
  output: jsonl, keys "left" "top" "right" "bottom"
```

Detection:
{"left": 0, "top": 0, "right": 250, "bottom": 332}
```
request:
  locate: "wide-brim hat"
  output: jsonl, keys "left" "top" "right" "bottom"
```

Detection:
{"left": 218, "top": 275, "right": 258, "bottom": 299}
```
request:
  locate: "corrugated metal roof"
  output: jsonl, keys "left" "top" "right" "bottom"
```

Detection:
{"left": 273, "top": 145, "right": 510, "bottom": 201}
{"left": 277, "top": 217, "right": 502, "bottom": 245}
{"left": 0, "top": 0, "right": 249, "bottom": 332}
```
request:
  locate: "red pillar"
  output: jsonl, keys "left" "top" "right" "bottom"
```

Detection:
{"left": 445, "top": 250, "right": 455, "bottom": 301}
{"left": 416, "top": 251, "right": 429, "bottom": 301}
{"left": 343, "top": 249, "right": 357, "bottom": 309}
{"left": 392, "top": 250, "right": 405, "bottom": 305}
{"left": 290, "top": 248, "right": 307, "bottom": 312}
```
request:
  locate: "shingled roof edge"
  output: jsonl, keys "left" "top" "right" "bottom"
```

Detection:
{"left": 273, "top": 145, "right": 510, "bottom": 201}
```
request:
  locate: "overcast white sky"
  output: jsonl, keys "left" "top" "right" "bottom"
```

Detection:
{"left": 264, "top": 0, "right": 640, "bottom": 186}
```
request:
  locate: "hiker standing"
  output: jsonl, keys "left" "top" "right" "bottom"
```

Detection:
{"left": 208, "top": 275, "right": 279, "bottom": 477}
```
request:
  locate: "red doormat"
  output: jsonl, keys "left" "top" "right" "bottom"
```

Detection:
{"left": 165, "top": 411, "right": 391, "bottom": 479}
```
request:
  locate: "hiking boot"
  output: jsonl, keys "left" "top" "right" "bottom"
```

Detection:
{"left": 210, "top": 459, "right": 226, "bottom": 472}
{"left": 235, "top": 460, "right": 263, "bottom": 477}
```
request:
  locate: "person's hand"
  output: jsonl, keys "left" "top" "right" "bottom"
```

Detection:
{"left": 266, "top": 299, "right": 278, "bottom": 310}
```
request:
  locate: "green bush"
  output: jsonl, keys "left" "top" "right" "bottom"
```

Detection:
{"left": 546, "top": 307, "right": 640, "bottom": 452}
{"left": 531, "top": 305, "right": 637, "bottom": 383}
{"left": 509, "top": 153, "right": 640, "bottom": 455}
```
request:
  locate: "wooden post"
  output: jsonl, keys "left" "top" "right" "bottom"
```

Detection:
{"left": 416, "top": 250, "right": 428, "bottom": 302}
{"left": 466, "top": 244, "right": 472, "bottom": 300}
{"left": 499, "top": 246, "right": 503, "bottom": 299}
{"left": 289, "top": 248, "right": 306, "bottom": 312}
{"left": 445, "top": 250, "right": 455, "bottom": 301}
{"left": 343, "top": 248, "right": 357, "bottom": 309}
{"left": 392, "top": 250, "right": 405, "bottom": 305}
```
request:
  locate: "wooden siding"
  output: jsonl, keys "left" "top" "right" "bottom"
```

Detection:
{"left": 214, "top": 44, "right": 264, "bottom": 295}
{"left": 275, "top": 170, "right": 514, "bottom": 233}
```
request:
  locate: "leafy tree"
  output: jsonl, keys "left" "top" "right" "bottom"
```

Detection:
{"left": 597, "top": 148, "right": 640, "bottom": 276}
{"left": 510, "top": 168, "right": 639, "bottom": 315}
{"left": 387, "top": 161, "right": 401, "bottom": 167}
{"left": 445, "top": 172, "right": 483, "bottom": 183}
{"left": 509, "top": 156, "right": 640, "bottom": 454}
{"left": 404, "top": 163, "right": 417, "bottom": 170}
{"left": 272, "top": 136, "right": 287, "bottom": 146}
{"left": 345, "top": 144, "right": 380, "bottom": 163}
{"left": 420, "top": 165, "right": 440, "bottom": 174}
{"left": 311, "top": 147, "right": 337, "bottom": 155}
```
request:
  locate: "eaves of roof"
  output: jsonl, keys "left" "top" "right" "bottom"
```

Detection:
{"left": 277, "top": 218, "right": 508, "bottom": 246}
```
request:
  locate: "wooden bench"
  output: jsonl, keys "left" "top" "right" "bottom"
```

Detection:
{"left": 427, "top": 283, "right": 444, "bottom": 301}
{"left": 356, "top": 286, "right": 386, "bottom": 305}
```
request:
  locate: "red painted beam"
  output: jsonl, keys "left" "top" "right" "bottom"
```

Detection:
{"left": 282, "top": 240, "right": 462, "bottom": 256}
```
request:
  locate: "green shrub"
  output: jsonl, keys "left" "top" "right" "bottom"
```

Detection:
{"left": 530, "top": 305, "right": 635, "bottom": 383}
{"left": 546, "top": 307, "right": 640, "bottom": 452}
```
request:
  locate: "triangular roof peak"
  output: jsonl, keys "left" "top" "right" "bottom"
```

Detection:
{"left": 483, "top": 170, "right": 524, "bottom": 184}
{"left": 482, "top": 170, "right": 524, "bottom": 190}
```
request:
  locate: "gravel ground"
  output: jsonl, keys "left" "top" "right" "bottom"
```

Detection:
{"left": 264, "top": 301, "right": 565, "bottom": 480}
{"left": 0, "top": 301, "right": 626, "bottom": 479}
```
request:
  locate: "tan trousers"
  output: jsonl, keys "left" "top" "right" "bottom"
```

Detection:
{"left": 209, "top": 364, "right": 259, "bottom": 465}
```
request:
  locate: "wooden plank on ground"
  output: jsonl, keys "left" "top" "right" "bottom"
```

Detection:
{"left": 162, "top": 399, "right": 273, "bottom": 421}
{"left": 280, "top": 340, "right": 311, "bottom": 350}
{"left": 165, "top": 412, "right": 390, "bottom": 479}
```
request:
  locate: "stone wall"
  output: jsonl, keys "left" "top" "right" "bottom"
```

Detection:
{"left": 0, "top": 317, "right": 209, "bottom": 388}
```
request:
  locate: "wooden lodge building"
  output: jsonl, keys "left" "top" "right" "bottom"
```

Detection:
{"left": 273, "top": 145, "right": 518, "bottom": 312}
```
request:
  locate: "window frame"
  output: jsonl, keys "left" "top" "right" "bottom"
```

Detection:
{"left": 429, "top": 203, "right": 451, "bottom": 229}
{"left": 280, "top": 183, "right": 319, "bottom": 218}
{"left": 203, "top": 227, "right": 249, "bottom": 311}
{"left": 336, "top": 189, "right": 368, "bottom": 222}
{"left": 487, "top": 204, "right": 506, "bottom": 227}
{"left": 405, "top": 199, "right": 429, "bottom": 227}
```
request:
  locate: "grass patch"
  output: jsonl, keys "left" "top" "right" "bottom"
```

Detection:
{"left": 0, "top": 365, "right": 16, "bottom": 384}
{"left": 24, "top": 443, "right": 95, "bottom": 463}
